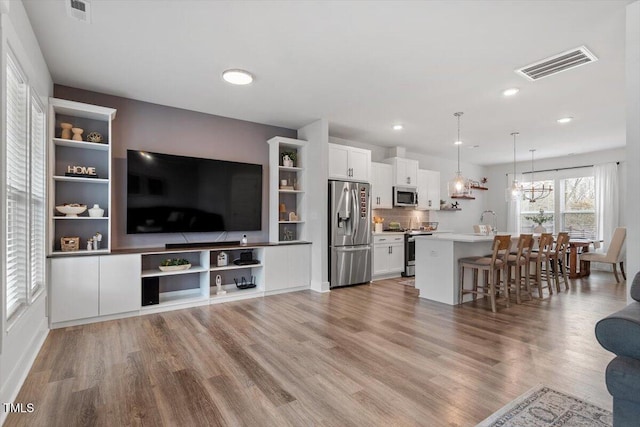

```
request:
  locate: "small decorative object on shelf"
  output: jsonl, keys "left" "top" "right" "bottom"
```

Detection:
{"left": 158, "top": 258, "right": 192, "bottom": 272}
{"left": 451, "top": 201, "right": 460, "bottom": 209}
{"left": 71, "top": 127, "right": 84, "bottom": 141}
{"left": 241, "top": 234, "right": 248, "bottom": 245}
{"left": 234, "top": 276, "right": 256, "bottom": 290}
{"left": 60, "top": 122, "right": 73, "bottom": 139}
{"left": 280, "top": 179, "right": 288, "bottom": 187}
{"left": 293, "top": 178, "right": 300, "bottom": 190}
{"left": 65, "top": 165, "right": 98, "bottom": 178}
{"left": 86, "top": 131, "right": 103, "bottom": 143}
{"left": 217, "top": 251, "right": 228, "bottom": 267}
{"left": 61, "top": 236, "right": 80, "bottom": 252}
{"left": 93, "top": 232, "right": 102, "bottom": 250}
{"left": 288, "top": 212, "right": 298, "bottom": 221}
{"left": 279, "top": 203, "right": 287, "bottom": 221}
{"left": 88, "top": 204, "right": 104, "bottom": 217}
{"left": 55, "top": 203, "right": 87, "bottom": 217}
{"left": 87, "top": 238, "right": 93, "bottom": 251}
{"left": 215, "top": 274, "right": 226, "bottom": 295}
{"left": 281, "top": 151, "right": 296, "bottom": 167}
{"left": 283, "top": 228, "right": 294, "bottom": 241}
{"left": 481, "top": 177, "right": 488, "bottom": 184}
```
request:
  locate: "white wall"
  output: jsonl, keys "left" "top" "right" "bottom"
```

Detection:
{"left": 0, "top": 1, "right": 52, "bottom": 421}
{"left": 485, "top": 148, "right": 626, "bottom": 233}
{"left": 626, "top": 1, "right": 640, "bottom": 296}
{"left": 330, "top": 137, "right": 490, "bottom": 233}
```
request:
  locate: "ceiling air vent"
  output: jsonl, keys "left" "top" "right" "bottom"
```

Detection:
{"left": 515, "top": 46, "right": 597, "bottom": 81}
{"left": 66, "top": 0, "right": 91, "bottom": 23}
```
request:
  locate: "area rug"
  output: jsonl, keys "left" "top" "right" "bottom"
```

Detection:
{"left": 476, "top": 385, "right": 612, "bottom": 427}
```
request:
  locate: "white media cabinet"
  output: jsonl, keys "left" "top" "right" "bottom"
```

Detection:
{"left": 48, "top": 242, "right": 311, "bottom": 328}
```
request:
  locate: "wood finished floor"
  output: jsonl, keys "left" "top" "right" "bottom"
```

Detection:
{"left": 6, "top": 272, "right": 627, "bottom": 427}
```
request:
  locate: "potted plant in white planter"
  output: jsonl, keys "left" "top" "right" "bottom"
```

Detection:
{"left": 525, "top": 208, "right": 553, "bottom": 233}
{"left": 281, "top": 151, "right": 297, "bottom": 167}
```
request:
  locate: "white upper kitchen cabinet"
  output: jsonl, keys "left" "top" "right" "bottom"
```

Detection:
{"left": 385, "top": 157, "right": 418, "bottom": 188}
{"left": 371, "top": 162, "right": 393, "bottom": 209}
{"left": 328, "top": 143, "right": 371, "bottom": 182}
{"left": 417, "top": 169, "right": 441, "bottom": 210}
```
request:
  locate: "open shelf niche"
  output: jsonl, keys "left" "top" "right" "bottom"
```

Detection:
{"left": 267, "top": 137, "right": 308, "bottom": 243}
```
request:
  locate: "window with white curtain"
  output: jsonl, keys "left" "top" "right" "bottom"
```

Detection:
{"left": 5, "top": 52, "right": 47, "bottom": 323}
{"left": 561, "top": 176, "right": 596, "bottom": 239}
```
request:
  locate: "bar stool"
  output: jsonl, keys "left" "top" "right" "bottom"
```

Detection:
{"left": 459, "top": 235, "right": 512, "bottom": 313}
{"left": 506, "top": 234, "right": 535, "bottom": 304}
{"left": 528, "top": 233, "right": 554, "bottom": 298}
{"left": 550, "top": 232, "right": 570, "bottom": 291}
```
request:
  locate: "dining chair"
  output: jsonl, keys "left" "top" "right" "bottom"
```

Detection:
{"left": 528, "top": 233, "right": 554, "bottom": 298}
{"left": 580, "top": 227, "right": 627, "bottom": 283}
{"left": 459, "top": 235, "right": 512, "bottom": 313}
{"left": 550, "top": 232, "right": 570, "bottom": 291}
{"left": 506, "top": 234, "right": 535, "bottom": 304}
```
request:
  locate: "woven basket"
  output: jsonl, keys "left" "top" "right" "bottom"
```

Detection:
{"left": 61, "top": 236, "right": 80, "bottom": 251}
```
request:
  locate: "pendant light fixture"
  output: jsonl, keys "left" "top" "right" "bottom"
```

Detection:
{"left": 522, "top": 149, "right": 552, "bottom": 202}
{"left": 505, "top": 132, "right": 522, "bottom": 201}
{"left": 448, "top": 112, "right": 470, "bottom": 197}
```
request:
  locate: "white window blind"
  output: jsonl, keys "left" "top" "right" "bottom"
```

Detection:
{"left": 5, "top": 55, "right": 29, "bottom": 319}
{"left": 30, "top": 97, "right": 46, "bottom": 298}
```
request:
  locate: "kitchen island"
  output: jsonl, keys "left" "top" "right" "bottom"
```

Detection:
{"left": 413, "top": 233, "right": 495, "bottom": 305}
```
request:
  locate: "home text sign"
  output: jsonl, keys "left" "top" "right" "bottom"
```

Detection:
{"left": 65, "top": 165, "right": 98, "bottom": 178}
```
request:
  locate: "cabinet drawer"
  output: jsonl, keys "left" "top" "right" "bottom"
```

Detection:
{"left": 374, "top": 234, "right": 404, "bottom": 244}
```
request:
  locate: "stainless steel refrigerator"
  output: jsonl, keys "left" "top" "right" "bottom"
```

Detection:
{"left": 329, "top": 180, "right": 372, "bottom": 288}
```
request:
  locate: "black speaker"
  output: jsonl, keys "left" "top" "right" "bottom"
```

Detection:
{"left": 141, "top": 277, "right": 159, "bottom": 306}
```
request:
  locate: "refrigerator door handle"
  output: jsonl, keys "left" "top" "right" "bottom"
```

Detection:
{"left": 334, "top": 246, "right": 371, "bottom": 253}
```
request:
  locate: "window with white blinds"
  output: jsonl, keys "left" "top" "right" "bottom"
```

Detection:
{"left": 5, "top": 54, "right": 29, "bottom": 320}
{"left": 30, "top": 98, "right": 46, "bottom": 298}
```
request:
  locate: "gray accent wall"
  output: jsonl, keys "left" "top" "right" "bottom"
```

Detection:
{"left": 54, "top": 85, "right": 297, "bottom": 249}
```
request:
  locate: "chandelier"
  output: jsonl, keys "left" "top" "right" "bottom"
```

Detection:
{"left": 447, "top": 112, "right": 471, "bottom": 197}
{"left": 505, "top": 132, "right": 522, "bottom": 201}
{"left": 522, "top": 149, "right": 552, "bottom": 202}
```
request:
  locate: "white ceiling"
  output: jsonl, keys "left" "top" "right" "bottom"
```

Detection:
{"left": 23, "top": 0, "right": 630, "bottom": 165}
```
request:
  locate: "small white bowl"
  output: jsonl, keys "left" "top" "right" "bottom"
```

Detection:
{"left": 56, "top": 205, "right": 87, "bottom": 217}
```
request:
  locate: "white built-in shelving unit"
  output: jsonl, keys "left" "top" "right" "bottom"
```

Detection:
{"left": 268, "top": 136, "right": 308, "bottom": 243}
{"left": 48, "top": 98, "right": 116, "bottom": 255}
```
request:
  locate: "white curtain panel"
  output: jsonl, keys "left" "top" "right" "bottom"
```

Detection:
{"left": 506, "top": 173, "right": 522, "bottom": 233}
{"left": 594, "top": 163, "right": 619, "bottom": 254}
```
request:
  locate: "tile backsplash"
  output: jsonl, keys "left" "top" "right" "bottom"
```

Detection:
{"left": 372, "top": 208, "right": 430, "bottom": 230}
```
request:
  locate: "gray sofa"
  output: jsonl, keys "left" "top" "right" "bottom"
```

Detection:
{"left": 595, "top": 271, "right": 640, "bottom": 426}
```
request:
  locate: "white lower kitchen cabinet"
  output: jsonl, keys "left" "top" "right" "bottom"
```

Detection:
{"left": 50, "top": 256, "right": 100, "bottom": 323}
{"left": 372, "top": 235, "right": 404, "bottom": 277}
{"left": 264, "top": 244, "right": 311, "bottom": 294}
{"left": 99, "top": 254, "right": 141, "bottom": 316}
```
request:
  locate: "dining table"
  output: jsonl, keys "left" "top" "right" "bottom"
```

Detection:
{"left": 567, "top": 238, "right": 596, "bottom": 278}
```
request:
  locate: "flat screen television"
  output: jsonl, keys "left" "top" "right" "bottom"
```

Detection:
{"left": 127, "top": 150, "right": 262, "bottom": 234}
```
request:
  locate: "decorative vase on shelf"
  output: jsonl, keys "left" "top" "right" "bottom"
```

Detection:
{"left": 88, "top": 204, "right": 104, "bottom": 217}
{"left": 282, "top": 154, "right": 294, "bottom": 168}
{"left": 60, "top": 122, "right": 73, "bottom": 139}
{"left": 533, "top": 225, "right": 546, "bottom": 233}
{"left": 71, "top": 127, "right": 84, "bottom": 141}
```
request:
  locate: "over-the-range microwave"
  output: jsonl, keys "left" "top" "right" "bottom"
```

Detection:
{"left": 393, "top": 186, "right": 418, "bottom": 207}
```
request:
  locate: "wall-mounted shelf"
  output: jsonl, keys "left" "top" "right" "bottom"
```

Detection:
{"left": 451, "top": 195, "right": 475, "bottom": 199}
{"left": 470, "top": 186, "right": 488, "bottom": 191}
{"left": 440, "top": 208, "right": 462, "bottom": 211}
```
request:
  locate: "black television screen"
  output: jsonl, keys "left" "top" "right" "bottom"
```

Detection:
{"left": 127, "top": 150, "right": 262, "bottom": 234}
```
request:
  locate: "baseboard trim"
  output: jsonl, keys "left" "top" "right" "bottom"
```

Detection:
{"left": 0, "top": 317, "right": 49, "bottom": 426}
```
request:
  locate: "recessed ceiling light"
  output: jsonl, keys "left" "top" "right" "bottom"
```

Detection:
{"left": 503, "top": 88, "right": 520, "bottom": 97}
{"left": 557, "top": 117, "right": 573, "bottom": 124}
{"left": 393, "top": 124, "right": 403, "bottom": 131}
{"left": 222, "top": 69, "right": 253, "bottom": 85}
{"left": 454, "top": 140, "right": 463, "bottom": 145}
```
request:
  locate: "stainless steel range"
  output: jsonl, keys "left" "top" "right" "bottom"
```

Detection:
{"left": 402, "top": 230, "right": 434, "bottom": 277}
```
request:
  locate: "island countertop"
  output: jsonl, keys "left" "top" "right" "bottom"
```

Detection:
{"left": 413, "top": 233, "right": 495, "bottom": 243}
